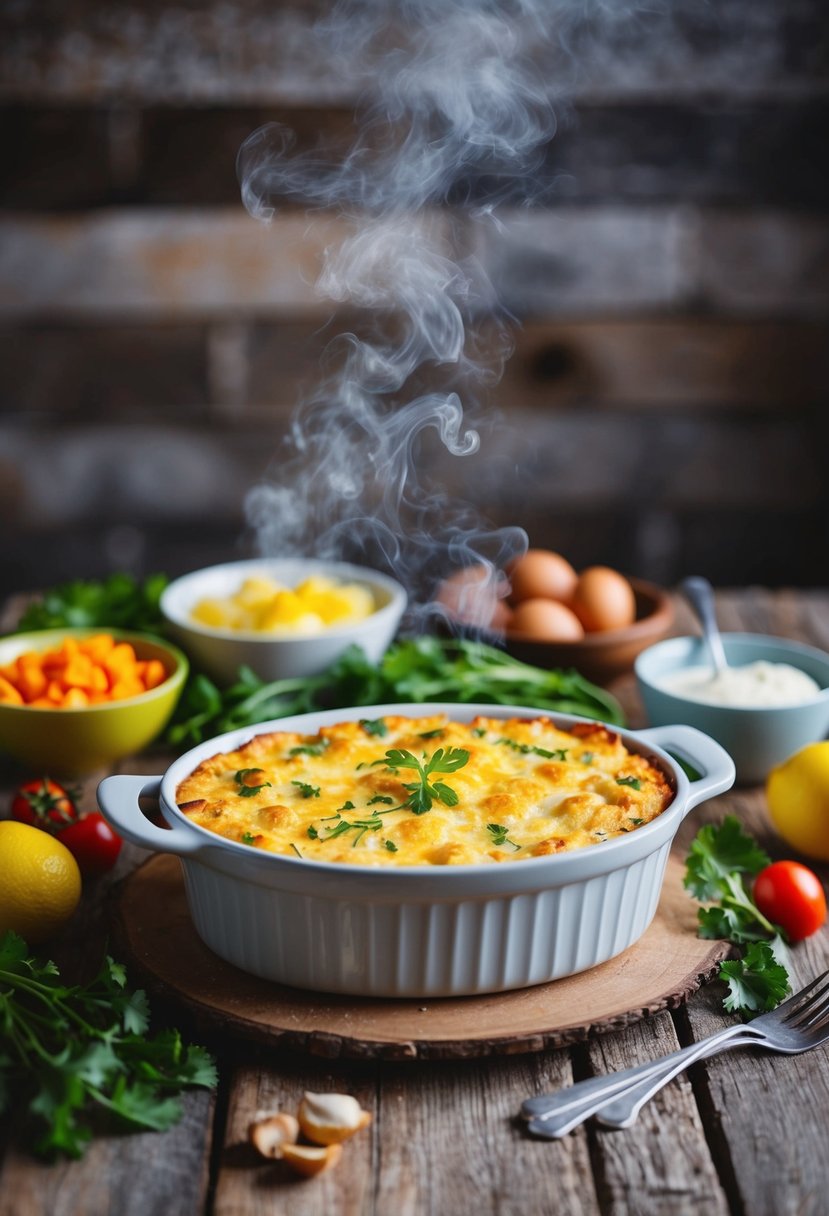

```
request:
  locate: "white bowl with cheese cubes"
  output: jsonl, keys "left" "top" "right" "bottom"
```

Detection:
{"left": 160, "top": 559, "right": 407, "bottom": 685}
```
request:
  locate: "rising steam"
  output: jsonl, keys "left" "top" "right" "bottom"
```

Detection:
{"left": 239, "top": 0, "right": 567, "bottom": 621}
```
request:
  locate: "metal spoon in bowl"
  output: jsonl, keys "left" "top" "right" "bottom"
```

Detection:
{"left": 680, "top": 576, "right": 728, "bottom": 677}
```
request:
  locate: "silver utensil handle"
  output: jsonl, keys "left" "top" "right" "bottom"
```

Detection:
{"left": 680, "top": 575, "right": 728, "bottom": 674}
{"left": 594, "top": 1030, "right": 760, "bottom": 1129}
{"left": 524, "top": 1024, "right": 754, "bottom": 1138}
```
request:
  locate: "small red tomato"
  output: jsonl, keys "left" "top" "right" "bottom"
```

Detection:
{"left": 11, "top": 778, "right": 79, "bottom": 830}
{"left": 753, "top": 861, "right": 827, "bottom": 942}
{"left": 57, "top": 812, "right": 122, "bottom": 876}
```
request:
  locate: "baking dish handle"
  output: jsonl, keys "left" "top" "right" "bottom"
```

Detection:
{"left": 634, "top": 725, "right": 736, "bottom": 813}
{"left": 97, "top": 775, "right": 201, "bottom": 856}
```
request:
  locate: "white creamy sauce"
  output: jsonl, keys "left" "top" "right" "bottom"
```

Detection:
{"left": 659, "top": 660, "right": 820, "bottom": 708}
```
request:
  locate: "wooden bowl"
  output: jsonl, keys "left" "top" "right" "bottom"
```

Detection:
{"left": 504, "top": 579, "right": 674, "bottom": 685}
{"left": 441, "top": 578, "right": 674, "bottom": 686}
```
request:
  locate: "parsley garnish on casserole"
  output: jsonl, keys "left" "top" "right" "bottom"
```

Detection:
{"left": 176, "top": 715, "right": 673, "bottom": 867}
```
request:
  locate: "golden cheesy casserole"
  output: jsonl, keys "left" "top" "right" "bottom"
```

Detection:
{"left": 176, "top": 715, "right": 673, "bottom": 867}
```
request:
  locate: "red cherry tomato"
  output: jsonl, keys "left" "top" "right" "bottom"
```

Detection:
{"left": 753, "top": 861, "right": 827, "bottom": 942}
{"left": 57, "top": 812, "right": 122, "bottom": 877}
{"left": 11, "top": 778, "right": 79, "bottom": 829}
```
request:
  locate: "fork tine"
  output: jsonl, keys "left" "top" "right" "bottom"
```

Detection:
{"left": 766, "top": 969, "right": 829, "bottom": 1022}
{"left": 787, "top": 987, "right": 829, "bottom": 1031}
{"left": 780, "top": 973, "right": 829, "bottom": 1028}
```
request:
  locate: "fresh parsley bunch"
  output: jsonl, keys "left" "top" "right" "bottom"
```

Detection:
{"left": 0, "top": 932, "right": 217, "bottom": 1159}
{"left": 15, "top": 573, "right": 168, "bottom": 635}
{"left": 168, "top": 637, "right": 624, "bottom": 747}
{"left": 684, "top": 817, "right": 790, "bottom": 1016}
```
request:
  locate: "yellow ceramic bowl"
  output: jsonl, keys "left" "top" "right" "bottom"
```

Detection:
{"left": 0, "top": 629, "right": 188, "bottom": 774}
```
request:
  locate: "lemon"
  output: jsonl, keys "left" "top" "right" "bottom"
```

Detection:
{"left": 766, "top": 741, "right": 829, "bottom": 862}
{"left": 0, "top": 820, "right": 82, "bottom": 944}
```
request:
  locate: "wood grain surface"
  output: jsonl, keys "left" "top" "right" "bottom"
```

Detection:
{"left": 1, "top": 589, "right": 828, "bottom": 1216}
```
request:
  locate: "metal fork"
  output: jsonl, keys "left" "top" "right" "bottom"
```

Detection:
{"left": 522, "top": 969, "right": 829, "bottom": 1139}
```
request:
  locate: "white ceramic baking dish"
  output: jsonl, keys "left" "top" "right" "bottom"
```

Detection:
{"left": 97, "top": 703, "right": 735, "bottom": 998}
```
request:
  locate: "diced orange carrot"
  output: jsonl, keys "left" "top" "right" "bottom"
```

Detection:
{"left": 142, "top": 659, "right": 167, "bottom": 690}
{"left": 46, "top": 680, "right": 65, "bottom": 704}
{"left": 62, "top": 687, "right": 90, "bottom": 708}
{"left": 16, "top": 664, "right": 47, "bottom": 700}
{"left": 0, "top": 675, "right": 24, "bottom": 704}
{"left": 79, "top": 633, "right": 116, "bottom": 661}
{"left": 2, "top": 632, "right": 159, "bottom": 709}
{"left": 62, "top": 654, "right": 96, "bottom": 689}
{"left": 109, "top": 679, "right": 145, "bottom": 701}
{"left": 90, "top": 665, "right": 109, "bottom": 692}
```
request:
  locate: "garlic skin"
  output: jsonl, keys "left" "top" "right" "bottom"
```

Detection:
{"left": 248, "top": 1111, "right": 300, "bottom": 1159}
{"left": 281, "top": 1143, "right": 343, "bottom": 1176}
{"left": 297, "top": 1091, "right": 373, "bottom": 1145}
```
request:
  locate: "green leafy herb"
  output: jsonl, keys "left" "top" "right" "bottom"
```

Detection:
{"left": 320, "top": 813, "right": 386, "bottom": 847}
{"left": 337, "top": 800, "right": 355, "bottom": 812}
{"left": 0, "top": 932, "right": 216, "bottom": 1159}
{"left": 368, "top": 795, "right": 395, "bottom": 806}
{"left": 628, "top": 817, "right": 644, "bottom": 826}
{"left": 580, "top": 752, "right": 594, "bottom": 765}
{"left": 498, "top": 738, "right": 567, "bottom": 761}
{"left": 486, "top": 823, "right": 521, "bottom": 851}
{"left": 14, "top": 573, "right": 169, "bottom": 635}
{"left": 616, "top": 776, "right": 642, "bottom": 790}
{"left": 419, "top": 728, "right": 445, "bottom": 739}
{"left": 384, "top": 840, "right": 398, "bottom": 853}
{"left": 234, "top": 768, "right": 271, "bottom": 797}
{"left": 167, "top": 638, "right": 624, "bottom": 747}
{"left": 719, "top": 943, "right": 790, "bottom": 1014}
{"left": 360, "top": 718, "right": 388, "bottom": 737}
{"left": 684, "top": 817, "right": 790, "bottom": 1017}
{"left": 375, "top": 746, "right": 470, "bottom": 815}
{"left": 292, "top": 781, "right": 320, "bottom": 799}
{"left": 307, "top": 825, "right": 319, "bottom": 839}
{"left": 240, "top": 831, "right": 257, "bottom": 845}
{"left": 471, "top": 727, "right": 487, "bottom": 738}
{"left": 289, "top": 739, "right": 329, "bottom": 758}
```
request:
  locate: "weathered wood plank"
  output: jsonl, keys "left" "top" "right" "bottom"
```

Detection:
{"left": 476, "top": 207, "right": 829, "bottom": 318}
{"left": 4, "top": 316, "right": 826, "bottom": 421}
{"left": 0, "top": 410, "right": 822, "bottom": 533}
{"left": 214, "top": 1057, "right": 378, "bottom": 1216}
{"left": 3, "top": 206, "right": 827, "bottom": 320}
{"left": 243, "top": 316, "right": 829, "bottom": 415}
{"left": 0, "top": 322, "right": 209, "bottom": 419}
{"left": 1, "top": 0, "right": 826, "bottom": 104}
{"left": 585, "top": 1014, "right": 731, "bottom": 1215}
{"left": 4, "top": 102, "right": 827, "bottom": 212}
{"left": 373, "top": 1054, "right": 599, "bottom": 1216}
{"left": 0, "top": 1092, "right": 214, "bottom": 1216}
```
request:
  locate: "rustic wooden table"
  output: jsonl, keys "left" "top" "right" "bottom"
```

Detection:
{"left": 1, "top": 589, "right": 828, "bottom": 1216}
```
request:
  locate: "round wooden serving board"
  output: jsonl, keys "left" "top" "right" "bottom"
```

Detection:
{"left": 111, "top": 854, "right": 730, "bottom": 1060}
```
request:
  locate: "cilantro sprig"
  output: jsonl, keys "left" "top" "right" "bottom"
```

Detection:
{"left": 374, "top": 746, "right": 470, "bottom": 815}
{"left": 684, "top": 817, "right": 791, "bottom": 1016}
{"left": 0, "top": 932, "right": 216, "bottom": 1159}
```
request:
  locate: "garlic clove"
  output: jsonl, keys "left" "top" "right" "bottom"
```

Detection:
{"left": 248, "top": 1111, "right": 300, "bottom": 1159}
{"left": 281, "top": 1143, "right": 343, "bottom": 1177}
{"left": 297, "top": 1091, "right": 373, "bottom": 1145}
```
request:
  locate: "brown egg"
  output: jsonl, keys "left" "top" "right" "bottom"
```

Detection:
{"left": 570, "top": 567, "right": 636, "bottom": 633}
{"left": 508, "top": 550, "right": 579, "bottom": 604}
{"left": 435, "top": 566, "right": 511, "bottom": 631}
{"left": 508, "top": 598, "right": 585, "bottom": 641}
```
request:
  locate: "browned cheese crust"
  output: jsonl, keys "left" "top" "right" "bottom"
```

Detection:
{"left": 175, "top": 714, "right": 674, "bottom": 866}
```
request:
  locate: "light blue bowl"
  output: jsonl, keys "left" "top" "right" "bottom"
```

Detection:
{"left": 635, "top": 633, "right": 829, "bottom": 786}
